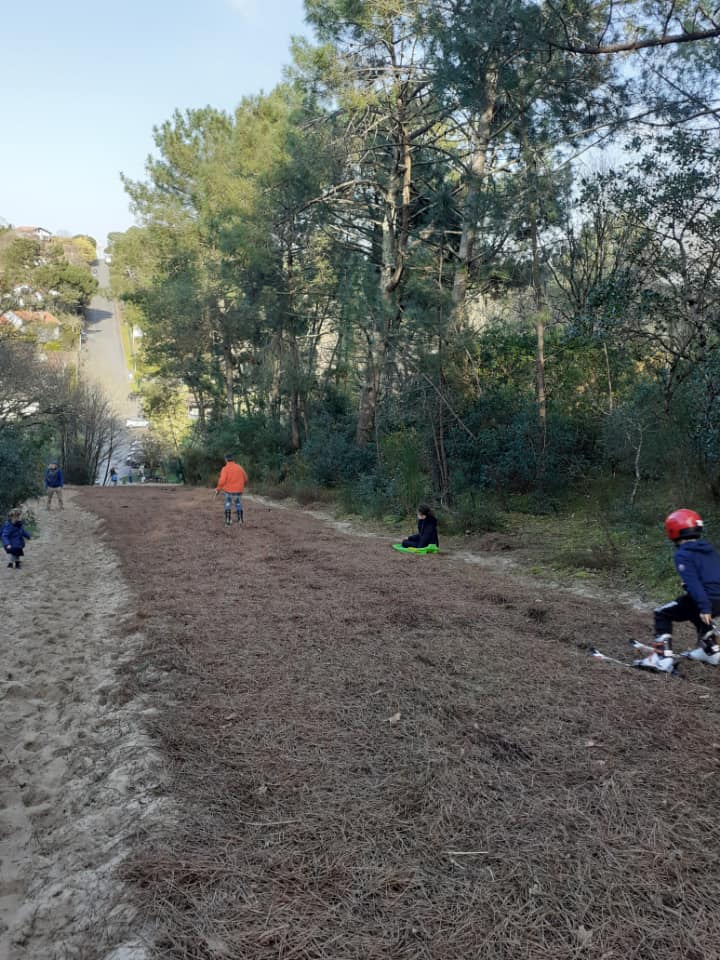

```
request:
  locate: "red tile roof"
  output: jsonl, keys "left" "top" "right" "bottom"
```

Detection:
{"left": 15, "top": 309, "right": 61, "bottom": 325}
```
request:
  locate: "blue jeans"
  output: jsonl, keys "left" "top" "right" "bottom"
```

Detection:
{"left": 224, "top": 493, "right": 243, "bottom": 512}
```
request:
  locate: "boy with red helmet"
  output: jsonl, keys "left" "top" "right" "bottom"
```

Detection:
{"left": 651, "top": 508, "right": 720, "bottom": 665}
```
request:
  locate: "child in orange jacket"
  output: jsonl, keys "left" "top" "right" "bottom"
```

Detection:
{"left": 215, "top": 454, "right": 248, "bottom": 525}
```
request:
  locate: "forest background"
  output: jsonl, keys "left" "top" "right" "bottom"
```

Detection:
{"left": 5, "top": 0, "right": 720, "bottom": 596}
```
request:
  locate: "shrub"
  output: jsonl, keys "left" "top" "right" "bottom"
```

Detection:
{"left": 0, "top": 426, "right": 46, "bottom": 515}
{"left": 443, "top": 491, "right": 507, "bottom": 535}
{"left": 380, "top": 429, "right": 428, "bottom": 515}
{"left": 184, "top": 413, "right": 291, "bottom": 485}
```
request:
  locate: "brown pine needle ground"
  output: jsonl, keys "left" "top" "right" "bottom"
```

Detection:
{"left": 81, "top": 486, "right": 720, "bottom": 960}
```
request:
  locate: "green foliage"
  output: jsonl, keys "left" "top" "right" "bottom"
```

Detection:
{"left": 69, "top": 235, "right": 97, "bottom": 263}
{"left": 182, "top": 413, "right": 291, "bottom": 486}
{"left": 34, "top": 261, "right": 97, "bottom": 312}
{"left": 0, "top": 425, "right": 46, "bottom": 516}
{"left": 448, "top": 383, "right": 595, "bottom": 498}
{"left": 441, "top": 491, "right": 507, "bottom": 535}
{"left": 380, "top": 429, "right": 427, "bottom": 515}
{"left": 0, "top": 237, "right": 40, "bottom": 284}
{"left": 293, "top": 416, "right": 375, "bottom": 488}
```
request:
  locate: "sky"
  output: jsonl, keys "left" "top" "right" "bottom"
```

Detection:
{"left": 1, "top": 0, "right": 310, "bottom": 249}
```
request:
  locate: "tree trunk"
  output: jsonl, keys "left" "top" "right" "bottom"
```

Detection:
{"left": 356, "top": 88, "right": 412, "bottom": 446}
{"left": 522, "top": 126, "right": 547, "bottom": 455}
{"left": 356, "top": 337, "right": 384, "bottom": 446}
{"left": 284, "top": 232, "right": 305, "bottom": 451}
{"left": 450, "top": 72, "right": 497, "bottom": 330}
{"left": 603, "top": 341, "right": 614, "bottom": 412}
{"left": 432, "top": 374, "right": 451, "bottom": 505}
{"left": 222, "top": 337, "right": 235, "bottom": 419}
{"left": 290, "top": 389, "right": 301, "bottom": 451}
{"left": 288, "top": 337, "right": 303, "bottom": 451}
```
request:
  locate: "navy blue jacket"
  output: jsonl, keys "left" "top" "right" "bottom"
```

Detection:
{"left": 1, "top": 520, "right": 32, "bottom": 552}
{"left": 674, "top": 539, "right": 720, "bottom": 614}
{"left": 45, "top": 466, "right": 64, "bottom": 488}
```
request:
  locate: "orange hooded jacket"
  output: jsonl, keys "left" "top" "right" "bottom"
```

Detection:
{"left": 216, "top": 461, "right": 248, "bottom": 493}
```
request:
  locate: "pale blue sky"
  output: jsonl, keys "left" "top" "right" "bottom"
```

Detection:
{"left": 1, "top": 0, "right": 310, "bottom": 248}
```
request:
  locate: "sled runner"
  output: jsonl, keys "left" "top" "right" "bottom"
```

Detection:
{"left": 589, "top": 645, "right": 679, "bottom": 676}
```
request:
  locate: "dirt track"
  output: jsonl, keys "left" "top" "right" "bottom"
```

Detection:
{"left": 5, "top": 486, "right": 720, "bottom": 959}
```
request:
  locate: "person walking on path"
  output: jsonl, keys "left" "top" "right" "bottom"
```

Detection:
{"left": 2, "top": 508, "right": 32, "bottom": 569}
{"left": 45, "top": 462, "right": 64, "bottom": 510}
{"left": 109, "top": 467, "right": 118, "bottom": 487}
{"left": 215, "top": 454, "right": 248, "bottom": 526}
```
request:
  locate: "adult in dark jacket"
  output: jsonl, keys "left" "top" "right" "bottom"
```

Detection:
{"left": 45, "top": 461, "right": 64, "bottom": 510}
{"left": 2, "top": 509, "right": 32, "bottom": 569}
{"left": 401, "top": 504, "right": 439, "bottom": 549}
{"left": 653, "top": 508, "right": 720, "bottom": 660}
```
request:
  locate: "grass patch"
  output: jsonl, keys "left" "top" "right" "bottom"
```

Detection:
{"left": 255, "top": 473, "right": 718, "bottom": 603}
{"left": 505, "top": 476, "right": 716, "bottom": 601}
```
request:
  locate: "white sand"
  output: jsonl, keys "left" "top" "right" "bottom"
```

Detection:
{"left": 0, "top": 490, "right": 159, "bottom": 960}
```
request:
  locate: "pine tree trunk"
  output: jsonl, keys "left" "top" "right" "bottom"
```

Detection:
{"left": 356, "top": 338, "right": 384, "bottom": 446}
{"left": 356, "top": 92, "right": 412, "bottom": 446}
{"left": 450, "top": 73, "right": 497, "bottom": 330}
{"left": 222, "top": 338, "right": 235, "bottom": 419}
{"left": 522, "top": 128, "right": 547, "bottom": 456}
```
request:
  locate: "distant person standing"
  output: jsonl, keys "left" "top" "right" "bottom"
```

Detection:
{"left": 109, "top": 467, "right": 118, "bottom": 486}
{"left": 45, "top": 461, "right": 64, "bottom": 510}
{"left": 215, "top": 454, "right": 248, "bottom": 525}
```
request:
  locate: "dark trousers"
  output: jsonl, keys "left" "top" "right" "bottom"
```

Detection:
{"left": 402, "top": 534, "right": 421, "bottom": 548}
{"left": 654, "top": 593, "right": 720, "bottom": 647}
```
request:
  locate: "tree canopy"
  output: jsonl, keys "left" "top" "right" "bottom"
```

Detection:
{"left": 108, "top": 0, "right": 720, "bottom": 514}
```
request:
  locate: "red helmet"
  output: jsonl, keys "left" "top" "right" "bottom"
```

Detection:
{"left": 664, "top": 508, "right": 703, "bottom": 541}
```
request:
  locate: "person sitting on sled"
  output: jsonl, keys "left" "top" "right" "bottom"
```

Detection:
{"left": 643, "top": 508, "right": 720, "bottom": 672}
{"left": 400, "top": 504, "right": 439, "bottom": 550}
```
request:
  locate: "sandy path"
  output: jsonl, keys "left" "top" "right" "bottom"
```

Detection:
{"left": 0, "top": 490, "right": 156, "bottom": 960}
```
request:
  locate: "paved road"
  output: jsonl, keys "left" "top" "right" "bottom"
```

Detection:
{"left": 82, "top": 260, "right": 138, "bottom": 421}
{"left": 81, "top": 260, "right": 145, "bottom": 481}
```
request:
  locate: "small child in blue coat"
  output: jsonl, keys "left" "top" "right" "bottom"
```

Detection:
{"left": 2, "top": 509, "right": 32, "bottom": 569}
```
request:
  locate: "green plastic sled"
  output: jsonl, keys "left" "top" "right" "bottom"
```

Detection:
{"left": 392, "top": 543, "right": 440, "bottom": 554}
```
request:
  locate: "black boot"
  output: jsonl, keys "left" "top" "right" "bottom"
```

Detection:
{"left": 237, "top": 510, "right": 243, "bottom": 525}
{"left": 224, "top": 509, "right": 231, "bottom": 526}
